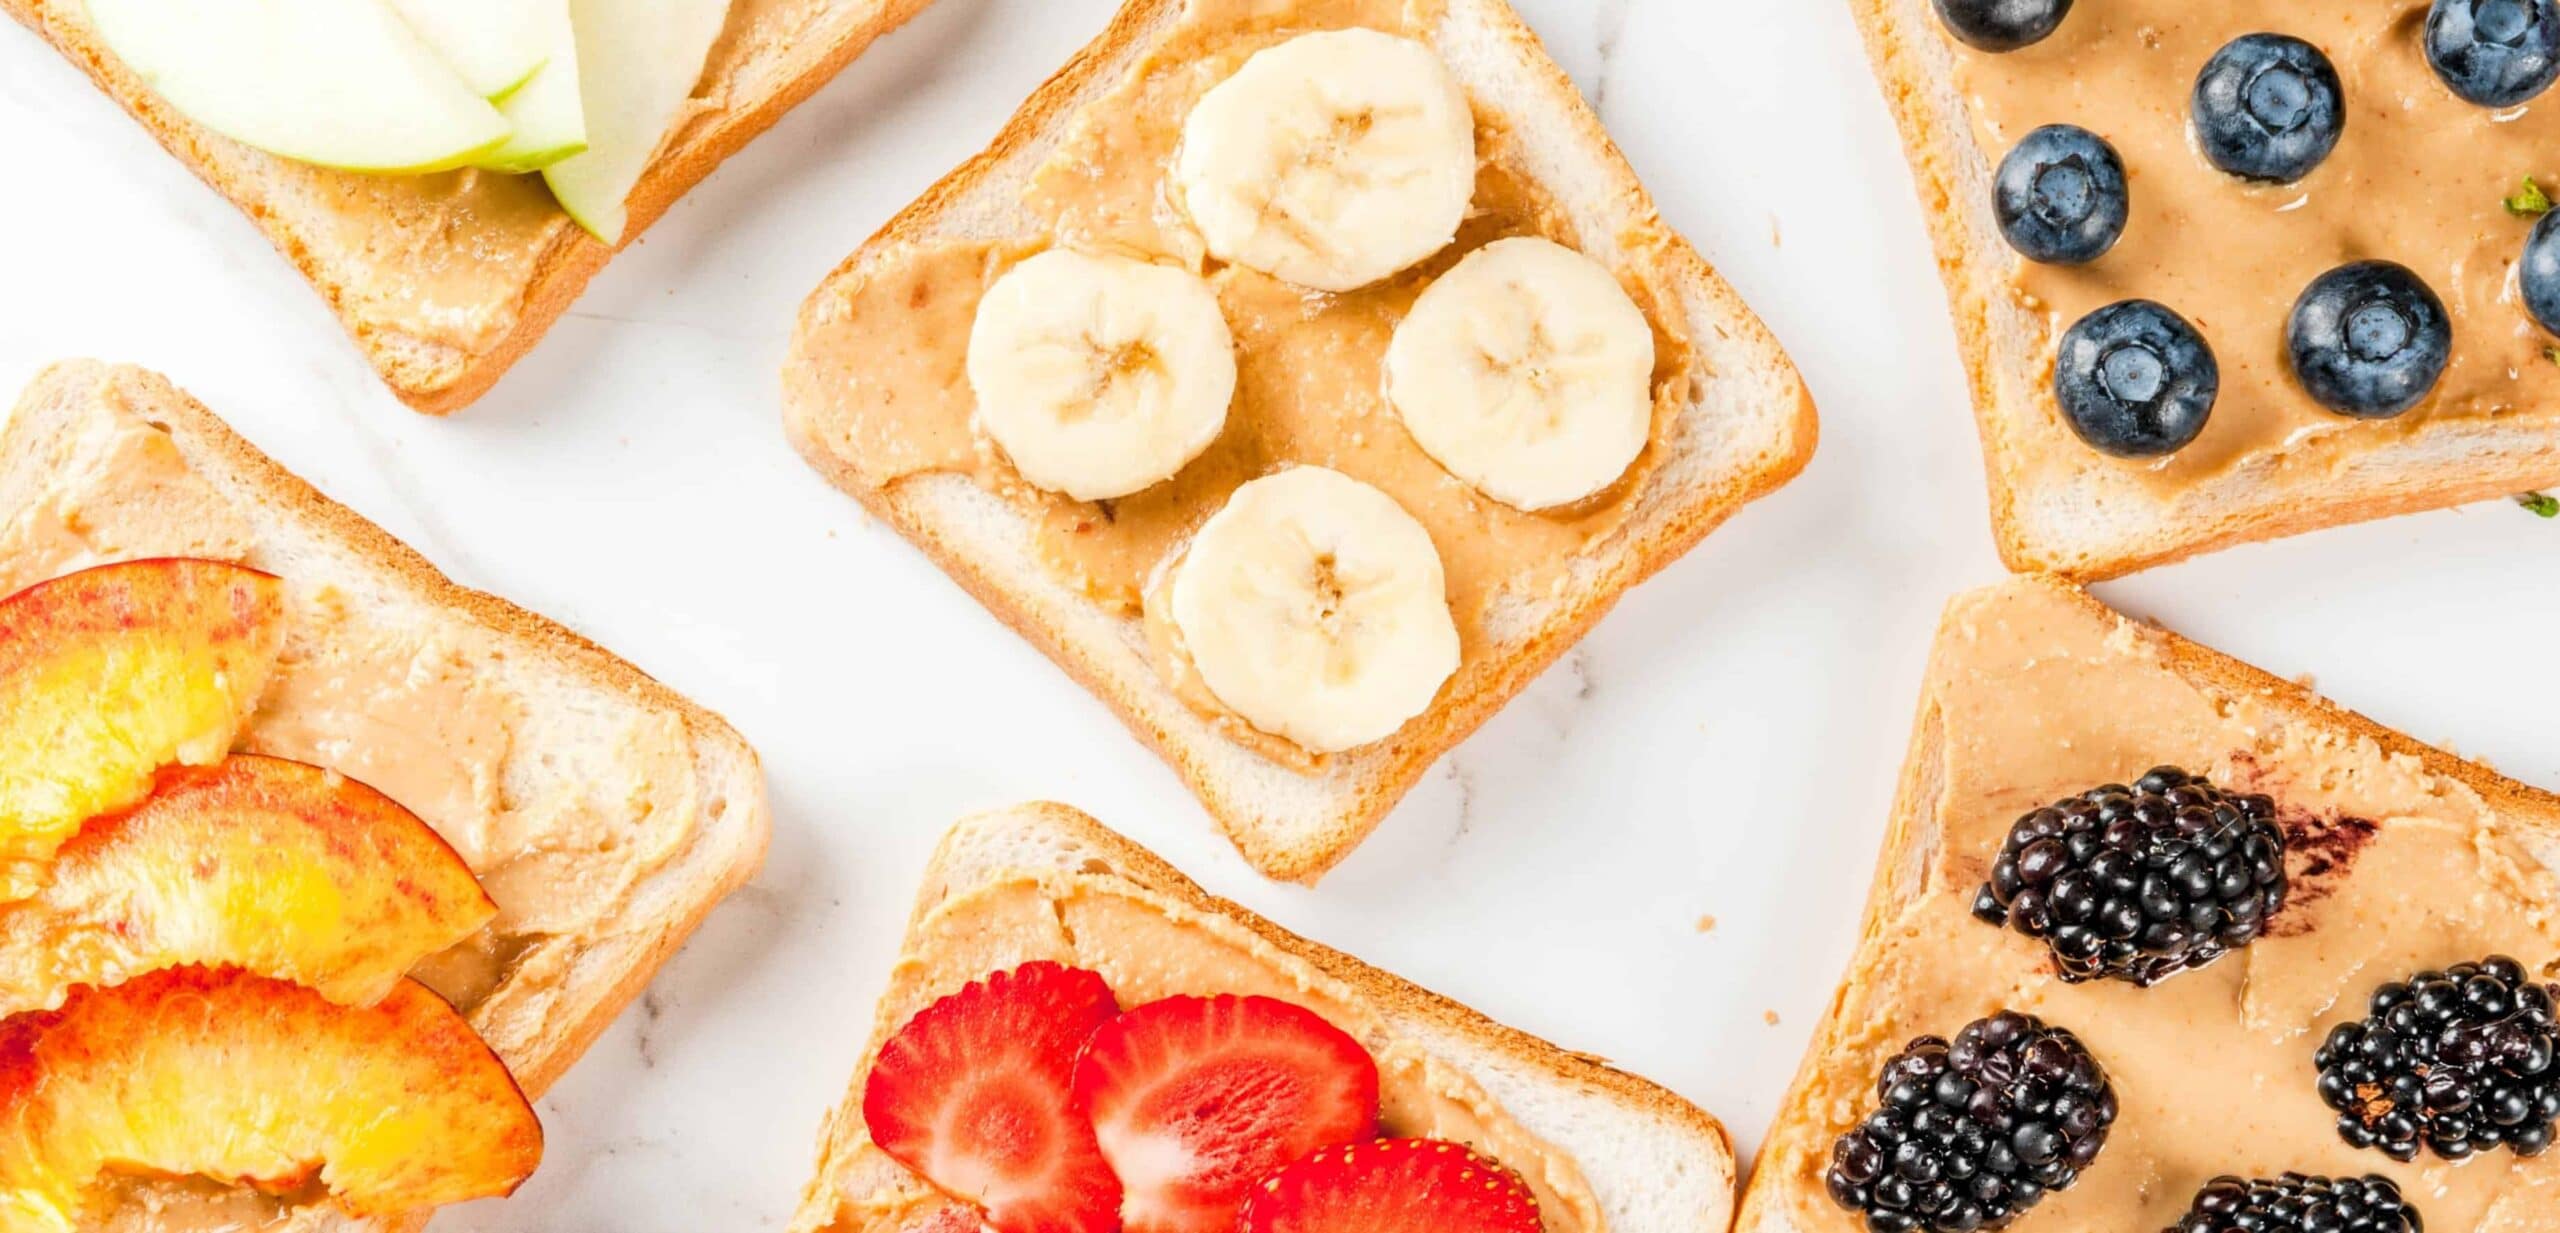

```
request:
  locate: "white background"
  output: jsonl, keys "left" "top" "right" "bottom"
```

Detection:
{"left": 3, "top": 2, "right": 2556, "bottom": 1229}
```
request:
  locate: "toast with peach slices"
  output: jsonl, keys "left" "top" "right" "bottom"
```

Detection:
{"left": 0, "top": 361, "right": 770, "bottom": 1230}
{"left": 1, "top": 0, "right": 936, "bottom": 413}
{"left": 1740, "top": 576, "right": 2560, "bottom": 1233}
{"left": 783, "top": 0, "right": 1815, "bottom": 884}
{"left": 793, "top": 803, "right": 1735, "bottom": 1233}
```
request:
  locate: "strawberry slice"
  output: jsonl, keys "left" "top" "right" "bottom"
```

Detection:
{"left": 1238, "top": 1138, "right": 1542, "bottom": 1233}
{"left": 1071, "top": 994, "right": 1380, "bottom": 1233}
{"left": 864, "top": 962, "right": 1124, "bottom": 1233}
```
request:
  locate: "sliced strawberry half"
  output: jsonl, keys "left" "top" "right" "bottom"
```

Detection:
{"left": 864, "top": 962, "right": 1124, "bottom": 1233}
{"left": 1071, "top": 994, "right": 1380, "bottom": 1233}
{"left": 1238, "top": 1138, "right": 1542, "bottom": 1233}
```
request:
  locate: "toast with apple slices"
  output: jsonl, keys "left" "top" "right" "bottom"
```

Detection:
{"left": 0, "top": 361, "right": 769, "bottom": 1231}
{"left": 0, "top": 966, "right": 541, "bottom": 1229}
{"left": 0, "top": 754, "right": 496, "bottom": 1019}
{"left": 783, "top": 0, "right": 1816, "bottom": 883}
{"left": 793, "top": 803, "right": 1736, "bottom": 1233}
{"left": 0, "top": 557, "right": 285, "bottom": 902}
{"left": 0, "top": 0, "right": 939, "bottom": 413}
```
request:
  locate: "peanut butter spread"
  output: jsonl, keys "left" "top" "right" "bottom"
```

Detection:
{"left": 1755, "top": 581, "right": 2560, "bottom": 1232}
{"left": 822, "top": 870, "right": 1605, "bottom": 1233}
{"left": 791, "top": 0, "right": 1699, "bottom": 763}
{"left": 1944, "top": 2, "right": 2560, "bottom": 486}
{"left": 0, "top": 382, "right": 699, "bottom": 1228}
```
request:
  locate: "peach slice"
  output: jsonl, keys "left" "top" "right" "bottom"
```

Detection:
{"left": 0, "top": 755, "right": 497, "bottom": 1018}
{"left": 0, "top": 559, "right": 286, "bottom": 900}
{"left": 0, "top": 967, "right": 541, "bottom": 1226}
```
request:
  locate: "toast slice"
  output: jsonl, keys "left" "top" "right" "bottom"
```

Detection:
{"left": 793, "top": 801, "right": 1736, "bottom": 1233}
{"left": 783, "top": 0, "right": 1817, "bottom": 884}
{"left": 1849, "top": 0, "right": 2560, "bottom": 580}
{"left": 1737, "top": 575, "right": 2560, "bottom": 1233}
{"left": 0, "top": 360, "right": 772, "bottom": 1231}
{"left": 0, "top": 0, "right": 935, "bottom": 414}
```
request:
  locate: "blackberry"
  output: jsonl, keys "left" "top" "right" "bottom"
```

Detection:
{"left": 1971, "top": 767, "right": 2286, "bottom": 986}
{"left": 2166, "top": 1173, "right": 2421, "bottom": 1233}
{"left": 2314, "top": 956, "right": 2560, "bottom": 1162}
{"left": 1824, "top": 1012, "right": 2115, "bottom": 1233}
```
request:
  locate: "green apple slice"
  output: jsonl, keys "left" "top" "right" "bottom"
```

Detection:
{"left": 477, "top": 0, "right": 587, "bottom": 173}
{"left": 543, "top": 0, "right": 733, "bottom": 244}
{"left": 83, "top": 0, "right": 511, "bottom": 175}
{"left": 387, "top": 0, "right": 550, "bottom": 101}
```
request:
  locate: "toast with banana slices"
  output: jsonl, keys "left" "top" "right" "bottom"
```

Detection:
{"left": 783, "top": 0, "right": 1816, "bottom": 883}
{"left": 1740, "top": 575, "right": 2560, "bottom": 1233}
{"left": 0, "top": 360, "right": 770, "bottom": 1229}
{"left": 793, "top": 801, "right": 1737, "bottom": 1233}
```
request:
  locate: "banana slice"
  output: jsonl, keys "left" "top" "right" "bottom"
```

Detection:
{"left": 1169, "top": 467, "right": 1460, "bottom": 754}
{"left": 1173, "top": 28, "right": 1476, "bottom": 293}
{"left": 966, "top": 250, "right": 1238, "bottom": 502}
{"left": 1384, "top": 237, "right": 1655, "bottom": 511}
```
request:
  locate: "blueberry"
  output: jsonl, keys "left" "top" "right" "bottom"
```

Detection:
{"left": 2286, "top": 262, "right": 2452, "bottom": 419}
{"left": 2524, "top": 210, "right": 2560, "bottom": 335}
{"left": 2192, "top": 34, "right": 2345, "bottom": 183}
{"left": 1931, "top": 0, "right": 2073, "bottom": 51}
{"left": 2427, "top": 0, "right": 2560, "bottom": 106}
{"left": 2054, "top": 300, "right": 2218, "bottom": 458}
{"left": 1993, "top": 125, "right": 2128, "bottom": 265}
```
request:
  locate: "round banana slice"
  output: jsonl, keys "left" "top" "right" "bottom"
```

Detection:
{"left": 1169, "top": 468, "right": 1460, "bottom": 754}
{"left": 967, "top": 249, "right": 1237, "bottom": 502}
{"left": 1173, "top": 28, "right": 1476, "bottom": 293}
{"left": 1384, "top": 237, "right": 1655, "bottom": 511}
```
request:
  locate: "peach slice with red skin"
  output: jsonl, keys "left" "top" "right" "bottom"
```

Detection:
{"left": 0, "top": 966, "right": 541, "bottom": 1228}
{"left": 0, "top": 559, "right": 286, "bottom": 900}
{"left": 0, "top": 754, "right": 497, "bottom": 1018}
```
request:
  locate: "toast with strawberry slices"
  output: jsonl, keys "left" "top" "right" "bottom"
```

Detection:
{"left": 793, "top": 803, "right": 1735, "bottom": 1233}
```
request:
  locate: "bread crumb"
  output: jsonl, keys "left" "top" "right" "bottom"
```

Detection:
{"left": 1695, "top": 915, "right": 1718, "bottom": 934}
{"left": 1764, "top": 1010, "right": 1782, "bottom": 1026}
{"left": 2293, "top": 671, "right": 2317, "bottom": 691}
{"left": 1768, "top": 214, "right": 1783, "bottom": 248}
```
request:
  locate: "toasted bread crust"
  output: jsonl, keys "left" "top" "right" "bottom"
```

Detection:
{"left": 1, "top": 361, "right": 774, "bottom": 1230}
{"left": 795, "top": 801, "right": 1738, "bottom": 1233}
{"left": 1733, "top": 574, "right": 2560, "bottom": 1232}
{"left": 1846, "top": 0, "right": 2560, "bottom": 580}
{"left": 782, "top": 0, "right": 1817, "bottom": 883}
{"left": 1, "top": 0, "right": 936, "bottom": 414}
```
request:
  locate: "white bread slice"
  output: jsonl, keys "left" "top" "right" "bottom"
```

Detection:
{"left": 793, "top": 801, "right": 1736, "bottom": 1233}
{"left": 0, "top": 0, "right": 936, "bottom": 415}
{"left": 1735, "top": 574, "right": 2560, "bottom": 1232}
{"left": 783, "top": 0, "right": 1817, "bottom": 884}
{"left": 1848, "top": 0, "right": 2560, "bottom": 581}
{"left": 0, "top": 360, "right": 772, "bottom": 1232}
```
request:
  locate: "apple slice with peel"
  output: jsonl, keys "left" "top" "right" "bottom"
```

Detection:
{"left": 479, "top": 0, "right": 589, "bottom": 174}
{"left": 0, "top": 559, "right": 286, "bottom": 902}
{"left": 82, "top": 0, "right": 512, "bottom": 174}
{"left": 0, "top": 967, "right": 540, "bottom": 1225}
{"left": 543, "top": 0, "right": 734, "bottom": 243}
{"left": 387, "top": 0, "right": 550, "bottom": 101}
{"left": 0, "top": 755, "right": 497, "bottom": 1019}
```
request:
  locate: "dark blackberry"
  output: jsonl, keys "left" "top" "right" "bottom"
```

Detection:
{"left": 1971, "top": 766, "right": 2286, "bottom": 986}
{"left": 2314, "top": 956, "right": 2560, "bottom": 1162}
{"left": 1824, "top": 1012, "right": 2115, "bottom": 1233}
{"left": 2166, "top": 1173, "right": 2421, "bottom": 1233}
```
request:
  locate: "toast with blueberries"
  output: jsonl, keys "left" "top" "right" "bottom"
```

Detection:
{"left": 783, "top": 0, "right": 1816, "bottom": 883}
{"left": 791, "top": 801, "right": 1737, "bottom": 1233}
{"left": 1736, "top": 574, "right": 2560, "bottom": 1233}
{"left": 1853, "top": 0, "right": 2560, "bottom": 579}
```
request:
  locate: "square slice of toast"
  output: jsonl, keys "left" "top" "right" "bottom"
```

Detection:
{"left": 1737, "top": 575, "right": 2560, "bottom": 1233}
{"left": 1850, "top": 0, "right": 2560, "bottom": 580}
{"left": 783, "top": 0, "right": 1817, "bottom": 884}
{"left": 793, "top": 801, "right": 1736, "bottom": 1233}
{"left": 0, "top": 360, "right": 772, "bottom": 1231}
{"left": 1, "top": 0, "right": 935, "bottom": 414}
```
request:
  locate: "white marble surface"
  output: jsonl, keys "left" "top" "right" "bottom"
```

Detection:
{"left": 3, "top": 1, "right": 2558, "bottom": 1229}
